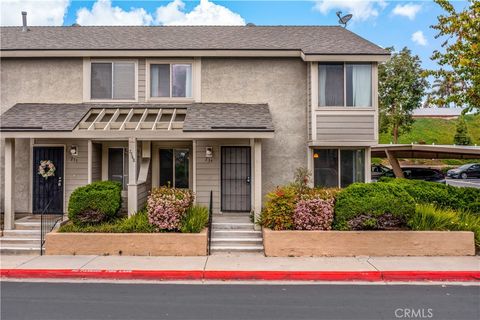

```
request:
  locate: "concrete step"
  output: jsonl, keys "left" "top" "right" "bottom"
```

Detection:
{"left": 211, "top": 238, "right": 263, "bottom": 246}
{"left": 212, "top": 230, "right": 262, "bottom": 239}
{"left": 0, "top": 243, "right": 41, "bottom": 255}
{"left": 0, "top": 238, "right": 40, "bottom": 245}
{"left": 212, "top": 215, "right": 251, "bottom": 223}
{"left": 212, "top": 222, "right": 255, "bottom": 230}
{"left": 2, "top": 230, "right": 41, "bottom": 238}
{"left": 210, "top": 245, "right": 264, "bottom": 253}
{"left": 14, "top": 221, "right": 41, "bottom": 230}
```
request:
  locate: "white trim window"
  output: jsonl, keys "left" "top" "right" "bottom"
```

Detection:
{"left": 313, "top": 148, "right": 365, "bottom": 188}
{"left": 318, "top": 63, "right": 372, "bottom": 108}
{"left": 150, "top": 63, "right": 193, "bottom": 99}
{"left": 90, "top": 61, "right": 137, "bottom": 101}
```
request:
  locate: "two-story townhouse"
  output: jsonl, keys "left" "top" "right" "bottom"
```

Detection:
{"left": 0, "top": 24, "right": 389, "bottom": 251}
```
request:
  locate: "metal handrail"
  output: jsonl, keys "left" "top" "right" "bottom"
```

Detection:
{"left": 207, "top": 190, "right": 213, "bottom": 255}
{"left": 40, "top": 193, "right": 63, "bottom": 255}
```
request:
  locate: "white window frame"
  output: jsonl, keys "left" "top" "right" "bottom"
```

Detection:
{"left": 159, "top": 148, "right": 190, "bottom": 189}
{"left": 312, "top": 147, "right": 368, "bottom": 188}
{"left": 84, "top": 58, "right": 139, "bottom": 103}
{"left": 316, "top": 62, "right": 374, "bottom": 110}
{"left": 146, "top": 59, "right": 200, "bottom": 103}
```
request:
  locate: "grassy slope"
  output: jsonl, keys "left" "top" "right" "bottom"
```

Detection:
{"left": 379, "top": 114, "right": 480, "bottom": 145}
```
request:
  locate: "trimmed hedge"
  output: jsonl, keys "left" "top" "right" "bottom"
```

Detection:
{"left": 68, "top": 181, "right": 122, "bottom": 225}
{"left": 378, "top": 178, "right": 480, "bottom": 213}
{"left": 60, "top": 209, "right": 156, "bottom": 233}
{"left": 334, "top": 183, "right": 416, "bottom": 230}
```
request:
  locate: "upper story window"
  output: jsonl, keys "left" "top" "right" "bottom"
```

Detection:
{"left": 91, "top": 61, "right": 136, "bottom": 100}
{"left": 318, "top": 63, "right": 372, "bottom": 107}
{"left": 150, "top": 63, "right": 192, "bottom": 99}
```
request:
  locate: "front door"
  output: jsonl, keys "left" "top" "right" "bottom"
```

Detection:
{"left": 32, "top": 146, "right": 64, "bottom": 214}
{"left": 221, "top": 146, "right": 251, "bottom": 212}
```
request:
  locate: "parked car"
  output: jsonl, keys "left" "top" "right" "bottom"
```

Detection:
{"left": 447, "top": 163, "right": 480, "bottom": 179}
{"left": 381, "top": 167, "right": 446, "bottom": 183}
{"left": 371, "top": 164, "right": 391, "bottom": 181}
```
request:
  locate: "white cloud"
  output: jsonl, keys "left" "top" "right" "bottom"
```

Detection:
{"left": 76, "top": 0, "right": 153, "bottom": 26}
{"left": 392, "top": 3, "right": 421, "bottom": 20}
{"left": 411, "top": 30, "right": 428, "bottom": 46}
{"left": 155, "top": 0, "right": 245, "bottom": 25}
{"left": 313, "top": 0, "right": 387, "bottom": 22}
{"left": 0, "top": 0, "right": 70, "bottom": 26}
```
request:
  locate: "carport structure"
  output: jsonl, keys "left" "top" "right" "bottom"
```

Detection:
{"left": 371, "top": 144, "right": 480, "bottom": 178}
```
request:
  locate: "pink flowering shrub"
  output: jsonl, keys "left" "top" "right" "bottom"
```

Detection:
{"left": 147, "top": 187, "right": 194, "bottom": 231}
{"left": 293, "top": 198, "right": 334, "bottom": 230}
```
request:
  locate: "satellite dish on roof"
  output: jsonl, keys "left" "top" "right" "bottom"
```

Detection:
{"left": 336, "top": 11, "right": 353, "bottom": 28}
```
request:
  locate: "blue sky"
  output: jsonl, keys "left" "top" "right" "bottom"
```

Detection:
{"left": 0, "top": 1, "right": 470, "bottom": 71}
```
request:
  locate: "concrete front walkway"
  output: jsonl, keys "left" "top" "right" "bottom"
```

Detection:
{"left": 2, "top": 254, "right": 479, "bottom": 272}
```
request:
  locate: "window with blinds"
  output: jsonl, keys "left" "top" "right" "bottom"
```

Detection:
{"left": 91, "top": 62, "right": 135, "bottom": 100}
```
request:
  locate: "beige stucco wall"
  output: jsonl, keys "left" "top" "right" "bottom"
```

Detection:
{"left": 201, "top": 58, "right": 308, "bottom": 198}
{"left": 263, "top": 229, "right": 476, "bottom": 257}
{"left": 0, "top": 58, "right": 84, "bottom": 213}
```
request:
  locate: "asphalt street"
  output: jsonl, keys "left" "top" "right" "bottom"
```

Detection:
{"left": 446, "top": 178, "right": 480, "bottom": 189}
{"left": 1, "top": 282, "right": 479, "bottom": 320}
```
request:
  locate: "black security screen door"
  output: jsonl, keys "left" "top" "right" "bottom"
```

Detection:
{"left": 221, "top": 146, "right": 251, "bottom": 212}
{"left": 32, "top": 147, "right": 64, "bottom": 214}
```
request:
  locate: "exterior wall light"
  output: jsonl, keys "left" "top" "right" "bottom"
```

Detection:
{"left": 70, "top": 145, "right": 78, "bottom": 156}
{"left": 205, "top": 147, "right": 213, "bottom": 161}
{"left": 313, "top": 153, "right": 319, "bottom": 159}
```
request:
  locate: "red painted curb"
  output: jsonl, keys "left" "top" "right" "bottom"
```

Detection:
{"left": 381, "top": 271, "right": 480, "bottom": 282}
{"left": 0, "top": 269, "right": 204, "bottom": 280}
{"left": 203, "top": 270, "right": 382, "bottom": 281}
{"left": 1, "top": 269, "right": 479, "bottom": 282}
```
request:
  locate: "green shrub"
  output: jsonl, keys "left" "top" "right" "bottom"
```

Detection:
{"left": 378, "top": 178, "right": 480, "bottom": 212}
{"left": 181, "top": 205, "right": 209, "bottom": 233}
{"left": 334, "top": 183, "right": 416, "bottom": 230}
{"left": 409, "top": 204, "right": 480, "bottom": 246}
{"left": 301, "top": 187, "right": 341, "bottom": 201}
{"left": 59, "top": 209, "right": 155, "bottom": 233}
{"left": 68, "top": 181, "right": 122, "bottom": 225}
{"left": 260, "top": 185, "right": 298, "bottom": 230}
{"left": 115, "top": 209, "right": 156, "bottom": 233}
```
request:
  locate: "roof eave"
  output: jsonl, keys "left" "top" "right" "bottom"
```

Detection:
{"left": 1, "top": 49, "right": 390, "bottom": 61}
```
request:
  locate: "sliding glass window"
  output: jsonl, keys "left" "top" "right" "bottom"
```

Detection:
{"left": 159, "top": 149, "right": 189, "bottom": 188}
{"left": 313, "top": 148, "right": 365, "bottom": 188}
{"left": 108, "top": 148, "right": 128, "bottom": 190}
{"left": 150, "top": 63, "right": 192, "bottom": 98}
{"left": 318, "top": 63, "right": 372, "bottom": 107}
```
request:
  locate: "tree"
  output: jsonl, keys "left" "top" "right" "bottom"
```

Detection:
{"left": 426, "top": 73, "right": 464, "bottom": 108}
{"left": 428, "top": 0, "right": 480, "bottom": 112}
{"left": 453, "top": 115, "right": 472, "bottom": 145}
{"left": 379, "top": 47, "right": 428, "bottom": 143}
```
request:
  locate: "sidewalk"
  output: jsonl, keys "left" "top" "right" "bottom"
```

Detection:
{"left": 1, "top": 254, "right": 479, "bottom": 282}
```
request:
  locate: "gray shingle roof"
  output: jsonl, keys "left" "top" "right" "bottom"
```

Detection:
{"left": 184, "top": 103, "right": 274, "bottom": 132}
{"left": 0, "top": 103, "right": 274, "bottom": 133}
{"left": 0, "top": 26, "right": 388, "bottom": 55}
{"left": 0, "top": 103, "right": 91, "bottom": 131}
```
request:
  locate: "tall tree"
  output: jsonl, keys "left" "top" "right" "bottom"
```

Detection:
{"left": 453, "top": 115, "right": 472, "bottom": 145}
{"left": 379, "top": 47, "right": 428, "bottom": 143}
{"left": 426, "top": 73, "right": 464, "bottom": 108}
{"left": 429, "top": 0, "right": 480, "bottom": 112}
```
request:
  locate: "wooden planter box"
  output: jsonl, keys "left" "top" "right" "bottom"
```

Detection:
{"left": 45, "top": 229, "right": 208, "bottom": 256}
{"left": 263, "top": 228, "right": 475, "bottom": 257}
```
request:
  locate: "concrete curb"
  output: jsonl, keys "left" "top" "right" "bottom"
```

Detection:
{"left": 1, "top": 269, "right": 479, "bottom": 282}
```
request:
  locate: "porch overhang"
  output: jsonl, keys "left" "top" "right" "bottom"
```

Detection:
{"left": 0, "top": 103, "right": 275, "bottom": 139}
